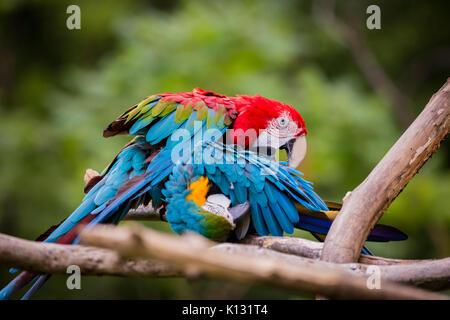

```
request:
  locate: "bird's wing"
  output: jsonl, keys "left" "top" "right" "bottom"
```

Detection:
{"left": 0, "top": 138, "right": 163, "bottom": 300}
{"left": 103, "top": 89, "right": 238, "bottom": 146}
{"left": 187, "top": 142, "right": 328, "bottom": 237}
{"left": 43, "top": 137, "right": 159, "bottom": 244}
{"left": 91, "top": 90, "right": 240, "bottom": 223}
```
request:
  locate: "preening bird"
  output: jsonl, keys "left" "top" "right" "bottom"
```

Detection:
{"left": 0, "top": 88, "right": 311, "bottom": 299}
{"left": 162, "top": 142, "right": 407, "bottom": 247}
{"left": 0, "top": 88, "right": 407, "bottom": 299}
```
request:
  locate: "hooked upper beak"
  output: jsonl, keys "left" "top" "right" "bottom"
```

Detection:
{"left": 281, "top": 134, "right": 307, "bottom": 168}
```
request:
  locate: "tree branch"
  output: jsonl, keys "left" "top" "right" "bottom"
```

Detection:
{"left": 0, "top": 232, "right": 178, "bottom": 277}
{"left": 320, "top": 78, "right": 450, "bottom": 265}
{"left": 78, "top": 224, "right": 448, "bottom": 299}
{"left": 122, "top": 209, "right": 443, "bottom": 267}
{"left": 1, "top": 229, "right": 448, "bottom": 293}
{"left": 243, "top": 235, "right": 422, "bottom": 265}
{"left": 122, "top": 209, "right": 450, "bottom": 290}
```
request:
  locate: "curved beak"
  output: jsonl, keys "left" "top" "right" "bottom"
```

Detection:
{"left": 282, "top": 134, "right": 307, "bottom": 168}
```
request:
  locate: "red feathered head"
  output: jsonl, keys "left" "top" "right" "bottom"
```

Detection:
{"left": 229, "top": 94, "right": 308, "bottom": 168}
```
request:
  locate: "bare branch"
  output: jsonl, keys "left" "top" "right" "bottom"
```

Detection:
{"left": 321, "top": 79, "right": 450, "bottom": 264}
{"left": 243, "top": 235, "right": 422, "bottom": 265}
{"left": 0, "top": 231, "right": 448, "bottom": 292}
{"left": 357, "top": 258, "right": 450, "bottom": 291}
{"left": 79, "top": 224, "right": 448, "bottom": 299}
{"left": 0, "top": 232, "right": 178, "bottom": 277}
{"left": 122, "top": 210, "right": 442, "bottom": 266}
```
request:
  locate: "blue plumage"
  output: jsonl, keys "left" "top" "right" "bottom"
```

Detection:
{"left": 146, "top": 112, "right": 179, "bottom": 144}
{"left": 260, "top": 205, "right": 284, "bottom": 236}
{"left": 45, "top": 138, "right": 151, "bottom": 244}
{"left": 163, "top": 141, "right": 329, "bottom": 238}
{"left": 269, "top": 197, "right": 293, "bottom": 234}
{"left": 1, "top": 137, "right": 164, "bottom": 299}
{"left": 250, "top": 198, "right": 269, "bottom": 235}
{"left": 1, "top": 88, "right": 409, "bottom": 300}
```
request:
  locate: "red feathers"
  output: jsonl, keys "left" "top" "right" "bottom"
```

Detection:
{"left": 159, "top": 88, "right": 235, "bottom": 110}
{"left": 104, "top": 88, "right": 307, "bottom": 147}
{"left": 230, "top": 94, "right": 307, "bottom": 146}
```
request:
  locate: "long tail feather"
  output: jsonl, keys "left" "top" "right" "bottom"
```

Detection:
{"left": 310, "top": 232, "right": 374, "bottom": 256}
{"left": 21, "top": 275, "right": 51, "bottom": 300}
{"left": 0, "top": 208, "right": 101, "bottom": 300}
{"left": 0, "top": 271, "right": 37, "bottom": 300}
{"left": 296, "top": 203, "right": 408, "bottom": 242}
{"left": 1, "top": 138, "right": 159, "bottom": 299}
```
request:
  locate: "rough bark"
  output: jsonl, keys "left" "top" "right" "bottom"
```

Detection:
{"left": 1, "top": 230, "right": 448, "bottom": 292}
{"left": 79, "top": 224, "right": 448, "bottom": 299}
{"left": 243, "top": 235, "right": 422, "bottom": 265}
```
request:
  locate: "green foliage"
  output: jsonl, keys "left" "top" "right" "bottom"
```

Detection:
{"left": 0, "top": 0, "right": 448, "bottom": 299}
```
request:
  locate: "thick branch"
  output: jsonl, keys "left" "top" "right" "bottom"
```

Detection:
{"left": 123, "top": 210, "right": 442, "bottom": 266}
{"left": 123, "top": 208, "right": 450, "bottom": 289}
{"left": 321, "top": 79, "right": 450, "bottom": 264}
{"left": 0, "top": 232, "right": 448, "bottom": 292}
{"left": 0, "top": 232, "right": 177, "bottom": 277}
{"left": 80, "top": 224, "right": 447, "bottom": 299}
{"left": 243, "top": 235, "right": 422, "bottom": 265}
{"left": 243, "top": 236, "right": 450, "bottom": 290}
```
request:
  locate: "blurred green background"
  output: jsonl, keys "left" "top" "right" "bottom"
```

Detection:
{"left": 0, "top": 0, "right": 448, "bottom": 299}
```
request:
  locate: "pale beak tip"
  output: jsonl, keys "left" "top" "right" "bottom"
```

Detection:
{"left": 287, "top": 135, "right": 307, "bottom": 169}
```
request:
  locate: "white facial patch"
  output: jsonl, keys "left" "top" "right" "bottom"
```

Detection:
{"left": 252, "top": 112, "right": 302, "bottom": 153}
{"left": 266, "top": 112, "right": 302, "bottom": 139}
{"left": 252, "top": 130, "right": 290, "bottom": 151}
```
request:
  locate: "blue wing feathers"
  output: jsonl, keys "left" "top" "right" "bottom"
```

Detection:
{"left": 277, "top": 191, "right": 299, "bottom": 223}
{"left": 260, "top": 205, "right": 283, "bottom": 236}
{"left": 146, "top": 112, "right": 180, "bottom": 144}
{"left": 250, "top": 198, "right": 269, "bottom": 236}
{"left": 269, "top": 200, "right": 294, "bottom": 234}
{"left": 187, "top": 142, "right": 329, "bottom": 236}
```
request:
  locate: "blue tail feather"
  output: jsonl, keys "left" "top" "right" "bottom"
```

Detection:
{"left": 21, "top": 275, "right": 50, "bottom": 300}
{"left": 0, "top": 272, "right": 37, "bottom": 300}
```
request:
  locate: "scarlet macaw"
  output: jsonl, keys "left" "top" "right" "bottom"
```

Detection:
{"left": 0, "top": 88, "right": 407, "bottom": 299}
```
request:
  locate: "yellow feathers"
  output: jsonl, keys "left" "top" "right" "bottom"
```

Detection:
{"left": 186, "top": 176, "right": 210, "bottom": 206}
{"left": 321, "top": 210, "right": 338, "bottom": 220}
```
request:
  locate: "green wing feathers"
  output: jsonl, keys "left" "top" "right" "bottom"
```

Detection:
{"left": 103, "top": 89, "right": 238, "bottom": 140}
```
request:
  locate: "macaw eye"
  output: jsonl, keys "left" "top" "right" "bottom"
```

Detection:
{"left": 277, "top": 117, "right": 289, "bottom": 129}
